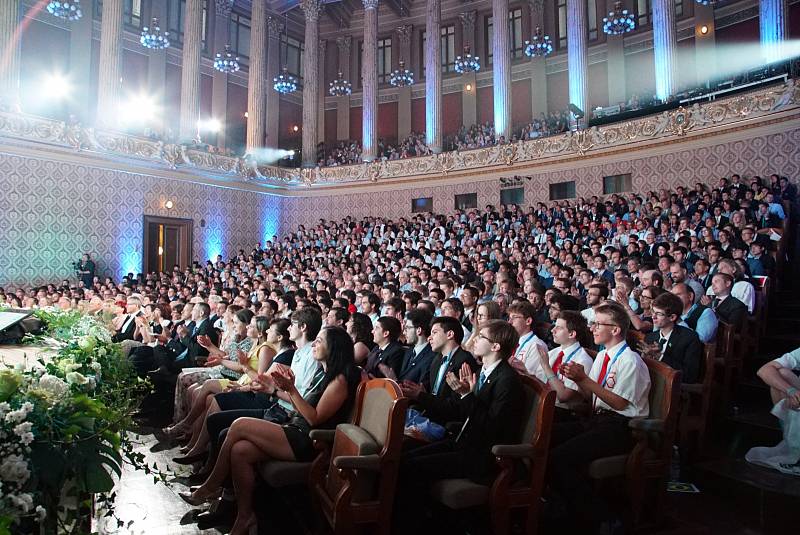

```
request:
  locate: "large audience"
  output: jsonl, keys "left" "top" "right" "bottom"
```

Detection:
{"left": 1, "top": 171, "right": 798, "bottom": 534}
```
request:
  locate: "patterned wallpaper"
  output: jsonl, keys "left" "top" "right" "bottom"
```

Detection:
{"left": 0, "top": 153, "right": 283, "bottom": 287}
{"left": 282, "top": 128, "right": 800, "bottom": 228}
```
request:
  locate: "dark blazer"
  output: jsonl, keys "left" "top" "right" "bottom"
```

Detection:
{"left": 423, "top": 347, "right": 479, "bottom": 420}
{"left": 715, "top": 295, "right": 748, "bottom": 327}
{"left": 112, "top": 314, "right": 138, "bottom": 343}
{"left": 364, "top": 340, "right": 406, "bottom": 379}
{"left": 176, "top": 317, "right": 218, "bottom": 367}
{"left": 646, "top": 325, "right": 702, "bottom": 384}
{"left": 398, "top": 344, "right": 436, "bottom": 385}
{"left": 418, "top": 359, "right": 524, "bottom": 480}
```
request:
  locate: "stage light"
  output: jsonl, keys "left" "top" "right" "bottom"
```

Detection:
{"left": 465, "top": 83, "right": 473, "bottom": 91}
{"left": 292, "top": 125, "right": 299, "bottom": 132}
{"left": 244, "top": 111, "right": 249, "bottom": 118}
{"left": 198, "top": 118, "right": 222, "bottom": 133}
{"left": 43, "top": 73, "right": 72, "bottom": 99}
{"left": 165, "top": 200, "right": 174, "bottom": 209}
{"left": 119, "top": 94, "right": 157, "bottom": 125}
{"left": 288, "top": 150, "right": 296, "bottom": 157}
{"left": 700, "top": 25, "right": 709, "bottom": 35}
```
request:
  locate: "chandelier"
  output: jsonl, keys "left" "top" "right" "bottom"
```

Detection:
{"left": 454, "top": 46, "right": 480, "bottom": 74}
{"left": 524, "top": 27, "right": 553, "bottom": 58}
{"left": 329, "top": 72, "right": 352, "bottom": 96}
{"left": 389, "top": 60, "right": 414, "bottom": 87}
{"left": 46, "top": 0, "right": 82, "bottom": 21}
{"left": 274, "top": 66, "right": 299, "bottom": 94}
{"left": 603, "top": 1, "right": 636, "bottom": 35}
{"left": 140, "top": 18, "right": 170, "bottom": 50}
{"left": 214, "top": 44, "right": 240, "bottom": 73}
{"left": 694, "top": 0, "right": 719, "bottom": 5}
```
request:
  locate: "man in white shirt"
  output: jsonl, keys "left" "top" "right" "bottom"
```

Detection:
{"left": 547, "top": 302, "right": 651, "bottom": 532}
{"left": 535, "top": 310, "right": 594, "bottom": 420}
{"left": 506, "top": 301, "right": 548, "bottom": 376}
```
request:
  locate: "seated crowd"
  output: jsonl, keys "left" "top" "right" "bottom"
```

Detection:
{"left": 0, "top": 171, "right": 796, "bottom": 534}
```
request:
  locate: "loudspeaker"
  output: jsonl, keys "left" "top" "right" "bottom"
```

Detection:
{"left": 0, "top": 310, "right": 42, "bottom": 344}
{"left": 568, "top": 103, "right": 585, "bottom": 120}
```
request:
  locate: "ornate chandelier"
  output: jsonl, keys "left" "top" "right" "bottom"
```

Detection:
{"left": 603, "top": 1, "right": 636, "bottom": 35}
{"left": 274, "top": 66, "right": 299, "bottom": 94}
{"left": 329, "top": 72, "right": 352, "bottom": 96}
{"left": 389, "top": 60, "right": 414, "bottom": 87}
{"left": 46, "top": 0, "right": 82, "bottom": 21}
{"left": 214, "top": 44, "right": 240, "bottom": 73}
{"left": 454, "top": 46, "right": 480, "bottom": 74}
{"left": 694, "top": 0, "right": 719, "bottom": 5}
{"left": 140, "top": 18, "right": 170, "bottom": 50}
{"left": 524, "top": 27, "right": 553, "bottom": 58}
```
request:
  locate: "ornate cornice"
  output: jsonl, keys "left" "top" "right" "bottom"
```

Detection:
{"left": 336, "top": 35, "right": 352, "bottom": 55}
{"left": 214, "top": 0, "right": 234, "bottom": 17}
{"left": 362, "top": 0, "right": 379, "bottom": 10}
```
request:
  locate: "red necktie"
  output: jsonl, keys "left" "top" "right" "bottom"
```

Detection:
{"left": 597, "top": 352, "right": 611, "bottom": 386}
{"left": 551, "top": 351, "right": 565, "bottom": 374}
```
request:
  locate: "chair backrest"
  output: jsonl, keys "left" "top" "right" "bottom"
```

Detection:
{"left": 517, "top": 374, "right": 556, "bottom": 453}
{"left": 701, "top": 342, "right": 716, "bottom": 389}
{"left": 643, "top": 359, "right": 681, "bottom": 457}
{"left": 352, "top": 378, "right": 404, "bottom": 448}
{"left": 715, "top": 321, "right": 735, "bottom": 362}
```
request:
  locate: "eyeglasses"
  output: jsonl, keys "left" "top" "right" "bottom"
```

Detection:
{"left": 591, "top": 322, "right": 618, "bottom": 330}
{"left": 477, "top": 333, "right": 496, "bottom": 343}
{"left": 507, "top": 314, "right": 525, "bottom": 321}
{"left": 651, "top": 311, "right": 668, "bottom": 318}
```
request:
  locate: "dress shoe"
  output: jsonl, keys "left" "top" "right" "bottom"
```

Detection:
{"left": 178, "top": 487, "right": 220, "bottom": 506}
{"left": 196, "top": 499, "right": 235, "bottom": 530}
{"left": 172, "top": 451, "right": 207, "bottom": 465}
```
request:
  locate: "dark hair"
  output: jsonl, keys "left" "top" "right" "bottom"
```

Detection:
{"left": 195, "top": 302, "right": 211, "bottom": 317}
{"left": 348, "top": 312, "right": 374, "bottom": 346}
{"left": 235, "top": 308, "right": 255, "bottom": 327}
{"left": 652, "top": 292, "right": 683, "bottom": 318}
{"left": 406, "top": 308, "right": 434, "bottom": 337}
{"left": 376, "top": 316, "right": 402, "bottom": 342}
{"left": 594, "top": 302, "right": 631, "bottom": 338}
{"left": 481, "top": 319, "right": 519, "bottom": 360}
{"left": 506, "top": 300, "right": 538, "bottom": 320}
{"left": 557, "top": 310, "right": 593, "bottom": 349}
{"left": 431, "top": 316, "right": 465, "bottom": 344}
{"left": 385, "top": 297, "right": 406, "bottom": 317}
{"left": 253, "top": 315, "right": 270, "bottom": 339}
{"left": 291, "top": 307, "right": 322, "bottom": 340}
{"left": 443, "top": 297, "right": 465, "bottom": 319}
{"left": 328, "top": 307, "right": 351, "bottom": 325}
{"left": 319, "top": 326, "right": 357, "bottom": 390}
{"left": 270, "top": 318, "right": 293, "bottom": 348}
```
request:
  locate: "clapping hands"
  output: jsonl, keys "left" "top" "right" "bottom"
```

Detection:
{"left": 446, "top": 362, "right": 475, "bottom": 396}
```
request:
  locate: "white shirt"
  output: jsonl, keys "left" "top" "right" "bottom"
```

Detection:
{"left": 589, "top": 340, "right": 651, "bottom": 418}
{"left": 513, "top": 331, "right": 550, "bottom": 377}
{"left": 278, "top": 343, "right": 319, "bottom": 411}
{"left": 535, "top": 342, "right": 593, "bottom": 409}
{"left": 773, "top": 347, "right": 800, "bottom": 371}
{"left": 478, "top": 358, "right": 502, "bottom": 386}
{"left": 656, "top": 328, "right": 674, "bottom": 360}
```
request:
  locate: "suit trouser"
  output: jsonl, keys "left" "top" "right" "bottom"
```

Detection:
{"left": 547, "top": 411, "right": 633, "bottom": 529}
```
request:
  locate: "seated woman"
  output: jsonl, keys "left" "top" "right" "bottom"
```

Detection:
{"left": 180, "top": 326, "right": 361, "bottom": 535}
{"left": 164, "top": 308, "right": 254, "bottom": 438}
{"left": 346, "top": 312, "right": 376, "bottom": 366}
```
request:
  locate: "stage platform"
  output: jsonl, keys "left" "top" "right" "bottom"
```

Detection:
{"left": 0, "top": 343, "right": 57, "bottom": 369}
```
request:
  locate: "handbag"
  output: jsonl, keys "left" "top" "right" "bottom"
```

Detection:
{"left": 403, "top": 408, "right": 446, "bottom": 442}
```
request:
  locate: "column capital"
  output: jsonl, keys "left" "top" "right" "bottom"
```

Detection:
{"left": 215, "top": 0, "right": 234, "bottom": 17}
{"left": 336, "top": 35, "right": 352, "bottom": 55}
{"left": 300, "top": 0, "right": 325, "bottom": 22}
{"left": 363, "top": 0, "right": 379, "bottom": 10}
{"left": 395, "top": 24, "right": 413, "bottom": 47}
{"left": 528, "top": 0, "right": 545, "bottom": 14}
{"left": 459, "top": 10, "right": 476, "bottom": 34}
{"left": 267, "top": 16, "right": 283, "bottom": 39}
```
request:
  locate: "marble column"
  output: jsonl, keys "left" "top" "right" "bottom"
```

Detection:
{"left": 606, "top": 0, "right": 626, "bottom": 106}
{"left": 300, "top": 0, "right": 323, "bottom": 167}
{"left": 211, "top": 0, "right": 233, "bottom": 148}
{"left": 0, "top": 0, "right": 20, "bottom": 107}
{"left": 528, "top": 1, "right": 547, "bottom": 122}
{"left": 396, "top": 25, "right": 413, "bottom": 141}
{"left": 760, "top": 0, "right": 788, "bottom": 63}
{"left": 694, "top": 4, "right": 717, "bottom": 87}
{"left": 265, "top": 16, "right": 281, "bottom": 149}
{"left": 335, "top": 36, "right": 352, "bottom": 141}
{"left": 97, "top": 0, "right": 125, "bottom": 128}
{"left": 246, "top": 0, "right": 267, "bottom": 152}
{"left": 69, "top": 0, "right": 94, "bottom": 122}
{"left": 147, "top": 0, "right": 169, "bottom": 133}
{"left": 566, "top": 0, "right": 587, "bottom": 127}
{"left": 317, "top": 39, "right": 326, "bottom": 145}
{"left": 459, "top": 11, "right": 477, "bottom": 129}
{"left": 425, "top": 0, "right": 442, "bottom": 152}
{"left": 179, "top": 0, "right": 204, "bottom": 140}
{"left": 652, "top": 0, "right": 677, "bottom": 102}
{"left": 361, "top": 0, "right": 378, "bottom": 162}
{"left": 492, "top": 0, "right": 511, "bottom": 140}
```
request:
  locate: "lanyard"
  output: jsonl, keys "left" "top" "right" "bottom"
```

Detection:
{"left": 599, "top": 343, "right": 628, "bottom": 387}
{"left": 516, "top": 332, "right": 537, "bottom": 359}
{"left": 561, "top": 345, "right": 582, "bottom": 367}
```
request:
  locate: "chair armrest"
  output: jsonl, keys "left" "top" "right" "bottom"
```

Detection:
{"left": 492, "top": 444, "right": 536, "bottom": 459}
{"left": 445, "top": 421, "right": 464, "bottom": 434}
{"left": 333, "top": 454, "right": 381, "bottom": 471}
{"left": 309, "top": 429, "right": 336, "bottom": 444}
{"left": 681, "top": 383, "right": 704, "bottom": 394}
{"left": 629, "top": 417, "right": 665, "bottom": 433}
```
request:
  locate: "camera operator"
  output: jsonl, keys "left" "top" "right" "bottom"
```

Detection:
{"left": 75, "top": 253, "right": 95, "bottom": 289}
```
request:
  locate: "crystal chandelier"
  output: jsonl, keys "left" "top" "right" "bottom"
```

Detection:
{"left": 389, "top": 60, "right": 414, "bottom": 87}
{"left": 603, "top": 1, "right": 636, "bottom": 35}
{"left": 214, "top": 44, "right": 240, "bottom": 73}
{"left": 524, "top": 27, "right": 553, "bottom": 58}
{"left": 694, "top": 0, "right": 719, "bottom": 5}
{"left": 454, "top": 46, "right": 480, "bottom": 74}
{"left": 274, "top": 66, "right": 299, "bottom": 94}
{"left": 329, "top": 72, "right": 352, "bottom": 96}
{"left": 46, "top": 0, "right": 82, "bottom": 21}
{"left": 140, "top": 18, "right": 170, "bottom": 50}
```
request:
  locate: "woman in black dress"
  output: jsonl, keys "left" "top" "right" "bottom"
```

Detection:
{"left": 180, "top": 326, "right": 360, "bottom": 535}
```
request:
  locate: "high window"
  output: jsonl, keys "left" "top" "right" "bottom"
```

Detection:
{"left": 229, "top": 12, "right": 251, "bottom": 61}
{"left": 485, "top": 8, "right": 525, "bottom": 64}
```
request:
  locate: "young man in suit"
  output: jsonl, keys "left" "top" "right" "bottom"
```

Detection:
{"left": 548, "top": 302, "right": 651, "bottom": 532}
{"left": 645, "top": 292, "right": 702, "bottom": 384}
{"left": 384, "top": 308, "right": 435, "bottom": 384}
{"left": 706, "top": 273, "right": 748, "bottom": 327}
{"left": 365, "top": 316, "right": 406, "bottom": 379}
{"left": 396, "top": 320, "right": 524, "bottom": 528}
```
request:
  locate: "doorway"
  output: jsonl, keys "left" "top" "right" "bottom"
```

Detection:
{"left": 143, "top": 216, "right": 193, "bottom": 274}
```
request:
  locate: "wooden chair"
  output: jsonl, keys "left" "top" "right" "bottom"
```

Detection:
{"left": 427, "top": 374, "right": 555, "bottom": 535}
{"left": 713, "top": 321, "right": 740, "bottom": 411}
{"left": 679, "top": 342, "right": 716, "bottom": 459}
{"left": 309, "top": 378, "right": 408, "bottom": 535}
{"left": 588, "top": 359, "right": 682, "bottom": 529}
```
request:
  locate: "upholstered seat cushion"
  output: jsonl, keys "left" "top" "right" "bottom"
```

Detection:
{"left": 259, "top": 460, "right": 312, "bottom": 487}
{"left": 325, "top": 424, "right": 381, "bottom": 502}
{"left": 429, "top": 478, "right": 490, "bottom": 509}
{"left": 588, "top": 454, "right": 629, "bottom": 479}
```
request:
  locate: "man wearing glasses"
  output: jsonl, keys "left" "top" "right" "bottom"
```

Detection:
{"left": 644, "top": 292, "right": 702, "bottom": 384}
{"left": 547, "top": 302, "right": 651, "bottom": 532}
{"left": 506, "top": 302, "right": 549, "bottom": 376}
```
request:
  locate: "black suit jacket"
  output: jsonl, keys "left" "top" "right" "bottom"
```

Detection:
{"left": 715, "top": 295, "right": 747, "bottom": 327}
{"left": 112, "top": 314, "right": 138, "bottom": 343}
{"left": 423, "top": 347, "right": 478, "bottom": 420}
{"left": 176, "top": 318, "right": 218, "bottom": 367}
{"left": 364, "top": 340, "right": 406, "bottom": 379}
{"left": 646, "top": 325, "right": 702, "bottom": 384}
{"left": 398, "top": 344, "right": 436, "bottom": 384}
